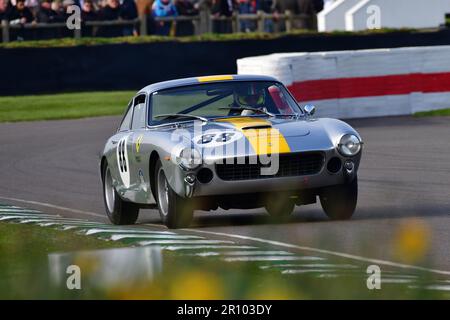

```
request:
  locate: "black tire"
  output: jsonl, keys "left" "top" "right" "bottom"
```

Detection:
{"left": 265, "top": 194, "right": 295, "bottom": 218}
{"left": 154, "top": 159, "right": 193, "bottom": 229}
{"left": 102, "top": 162, "right": 139, "bottom": 225}
{"left": 320, "top": 177, "right": 358, "bottom": 220}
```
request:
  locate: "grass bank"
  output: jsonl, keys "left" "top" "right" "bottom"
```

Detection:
{"left": 0, "top": 91, "right": 133, "bottom": 122}
{"left": 0, "top": 28, "right": 421, "bottom": 49}
{"left": 414, "top": 108, "right": 450, "bottom": 117}
{"left": 1, "top": 90, "right": 450, "bottom": 122}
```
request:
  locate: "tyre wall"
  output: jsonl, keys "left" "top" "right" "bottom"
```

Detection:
{"left": 237, "top": 45, "right": 450, "bottom": 118}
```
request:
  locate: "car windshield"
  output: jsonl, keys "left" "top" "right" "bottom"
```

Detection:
{"left": 149, "top": 81, "right": 302, "bottom": 125}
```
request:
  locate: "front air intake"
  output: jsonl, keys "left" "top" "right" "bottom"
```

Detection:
{"left": 215, "top": 152, "right": 324, "bottom": 181}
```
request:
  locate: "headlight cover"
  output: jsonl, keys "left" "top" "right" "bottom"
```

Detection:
{"left": 178, "top": 147, "right": 202, "bottom": 170}
{"left": 338, "top": 134, "right": 362, "bottom": 156}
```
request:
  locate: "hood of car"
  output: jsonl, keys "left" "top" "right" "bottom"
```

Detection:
{"left": 158, "top": 116, "right": 348, "bottom": 156}
{"left": 205, "top": 117, "right": 311, "bottom": 136}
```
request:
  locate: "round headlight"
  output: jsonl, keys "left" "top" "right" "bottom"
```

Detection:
{"left": 178, "top": 147, "right": 202, "bottom": 170}
{"left": 338, "top": 134, "right": 362, "bottom": 156}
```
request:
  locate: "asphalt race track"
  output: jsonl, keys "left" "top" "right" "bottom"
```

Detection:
{"left": 1, "top": 115, "right": 450, "bottom": 271}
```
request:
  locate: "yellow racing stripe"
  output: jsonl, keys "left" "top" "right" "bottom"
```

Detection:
{"left": 215, "top": 117, "right": 291, "bottom": 155}
{"left": 197, "top": 75, "right": 234, "bottom": 82}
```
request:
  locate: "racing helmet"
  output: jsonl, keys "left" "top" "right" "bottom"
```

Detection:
{"left": 236, "top": 83, "right": 265, "bottom": 107}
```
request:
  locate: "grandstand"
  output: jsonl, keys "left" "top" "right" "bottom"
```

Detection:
{"left": 318, "top": 0, "right": 450, "bottom": 31}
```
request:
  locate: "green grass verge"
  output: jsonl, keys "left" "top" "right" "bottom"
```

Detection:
{"left": 0, "top": 222, "right": 125, "bottom": 259}
{"left": 0, "top": 91, "right": 134, "bottom": 122}
{"left": 0, "top": 28, "right": 420, "bottom": 49}
{"left": 0, "top": 222, "right": 125, "bottom": 299}
{"left": 414, "top": 108, "right": 450, "bottom": 117}
{"left": 1, "top": 221, "right": 449, "bottom": 299}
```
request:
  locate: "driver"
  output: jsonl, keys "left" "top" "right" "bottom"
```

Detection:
{"left": 233, "top": 84, "right": 266, "bottom": 116}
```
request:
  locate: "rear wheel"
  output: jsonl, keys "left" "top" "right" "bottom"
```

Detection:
{"left": 320, "top": 177, "right": 358, "bottom": 220}
{"left": 102, "top": 163, "right": 139, "bottom": 225}
{"left": 155, "top": 160, "right": 193, "bottom": 229}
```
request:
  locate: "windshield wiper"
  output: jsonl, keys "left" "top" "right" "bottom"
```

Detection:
{"left": 219, "top": 107, "right": 275, "bottom": 117}
{"left": 154, "top": 113, "right": 208, "bottom": 123}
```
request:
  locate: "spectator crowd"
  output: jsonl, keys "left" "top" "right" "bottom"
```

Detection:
{"left": 0, "top": 0, "right": 328, "bottom": 38}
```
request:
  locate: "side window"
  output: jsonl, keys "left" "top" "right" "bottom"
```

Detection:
{"left": 131, "top": 94, "right": 147, "bottom": 130}
{"left": 119, "top": 101, "right": 133, "bottom": 132}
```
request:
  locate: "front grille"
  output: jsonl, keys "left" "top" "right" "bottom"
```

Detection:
{"left": 215, "top": 152, "right": 325, "bottom": 181}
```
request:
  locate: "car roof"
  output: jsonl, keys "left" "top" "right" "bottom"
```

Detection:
{"left": 138, "top": 74, "right": 280, "bottom": 94}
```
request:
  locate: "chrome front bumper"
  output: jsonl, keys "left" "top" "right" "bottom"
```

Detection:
{"left": 176, "top": 149, "right": 361, "bottom": 198}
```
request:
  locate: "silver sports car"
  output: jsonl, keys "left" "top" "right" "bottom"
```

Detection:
{"left": 100, "top": 75, "right": 363, "bottom": 228}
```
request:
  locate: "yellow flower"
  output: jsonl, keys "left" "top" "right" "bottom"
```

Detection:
{"left": 169, "top": 271, "right": 225, "bottom": 300}
{"left": 394, "top": 219, "right": 430, "bottom": 264}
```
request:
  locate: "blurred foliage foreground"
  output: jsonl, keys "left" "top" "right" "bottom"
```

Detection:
{"left": 0, "top": 222, "right": 449, "bottom": 299}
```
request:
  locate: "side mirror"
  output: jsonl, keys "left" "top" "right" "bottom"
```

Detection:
{"left": 304, "top": 104, "right": 316, "bottom": 116}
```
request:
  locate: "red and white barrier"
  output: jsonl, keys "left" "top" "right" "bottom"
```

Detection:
{"left": 237, "top": 46, "right": 450, "bottom": 119}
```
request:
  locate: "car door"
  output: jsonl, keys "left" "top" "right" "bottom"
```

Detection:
{"left": 109, "top": 100, "right": 134, "bottom": 200}
{"left": 128, "top": 93, "right": 152, "bottom": 204}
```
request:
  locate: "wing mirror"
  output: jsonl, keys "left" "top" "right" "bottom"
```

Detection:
{"left": 303, "top": 104, "right": 316, "bottom": 116}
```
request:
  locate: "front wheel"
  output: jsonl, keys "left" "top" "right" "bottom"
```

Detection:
{"left": 155, "top": 160, "right": 193, "bottom": 229}
{"left": 319, "top": 177, "right": 358, "bottom": 220}
{"left": 102, "top": 163, "right": 139, "bottom": 225}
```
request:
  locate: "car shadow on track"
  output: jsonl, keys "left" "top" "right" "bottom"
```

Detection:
{"left": 138, "top": 207, "right": 327, "bottom": 228}
{"left": 139, "top": 203, "right": 450, "bottom": 228}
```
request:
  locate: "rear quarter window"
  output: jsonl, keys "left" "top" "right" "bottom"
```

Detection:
{"left": 119, "top": 102, "right": 133, "bottom": 132}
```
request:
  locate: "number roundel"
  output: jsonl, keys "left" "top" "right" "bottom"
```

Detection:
{"left": 116, "top": 135, "right": 130, "bottom": 188}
